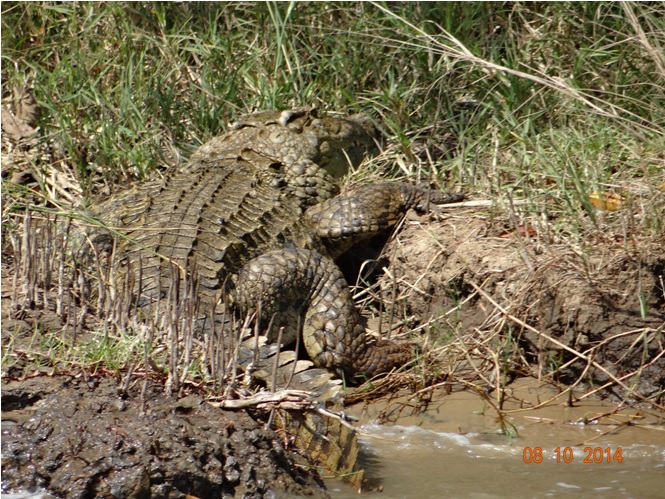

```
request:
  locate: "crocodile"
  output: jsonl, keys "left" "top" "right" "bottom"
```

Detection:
{"left": 87, "top": 107, "right": 464, "bottom": 485}
{"left": 93, "top": 107, "right": 463, "bottom": 380}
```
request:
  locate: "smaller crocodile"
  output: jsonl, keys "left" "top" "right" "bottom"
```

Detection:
{"left": 232, "top": 182, "right": 463, "bottom": 380}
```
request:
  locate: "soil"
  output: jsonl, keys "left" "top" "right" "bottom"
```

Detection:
{"left": 1, "top": 374, "right": 325, "bottom": 499}
{"left": 377, "top": 208, "right": 665, "bottom": 403}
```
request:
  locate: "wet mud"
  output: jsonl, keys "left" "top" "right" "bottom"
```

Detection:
{"left": 1, "top": 375, "right": 324, "bottom": 499}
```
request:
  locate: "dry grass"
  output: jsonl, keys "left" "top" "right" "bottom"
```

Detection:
{"left": 344, "top": 206, "right": 664, "bottom": 431}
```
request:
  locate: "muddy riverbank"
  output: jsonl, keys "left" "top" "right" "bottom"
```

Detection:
{"left": 2, "top": 194, "right": 664, "bottom": 498}
{"left": 374, "top": 207, "right": 665, "bottom": 404}
{"left": 3, "top": 205, "right": 664, "bottom": 497}
{"left": 1, "top": 374, "right": 326, "bottom": 499}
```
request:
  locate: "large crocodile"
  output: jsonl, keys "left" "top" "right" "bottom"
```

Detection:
{"left": 93, "top": 107, "right": 462, "bottom": 380}
{"left": 86, "top": 107, "right": 463, "bottom": 486}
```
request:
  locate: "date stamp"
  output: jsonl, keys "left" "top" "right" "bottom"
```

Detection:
{"left": 523, "top": 447, "right": 623, "bottom": 464}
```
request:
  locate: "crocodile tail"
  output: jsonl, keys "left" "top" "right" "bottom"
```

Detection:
{"left": 351, "top": 332, "right": 414, "bottom": 380}
{"left": 407, "top": 185, "right": 465, "bottom": 213}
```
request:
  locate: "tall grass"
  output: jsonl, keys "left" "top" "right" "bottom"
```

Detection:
{"left": 3, "top": 3, "right": 663, "bottom": 190}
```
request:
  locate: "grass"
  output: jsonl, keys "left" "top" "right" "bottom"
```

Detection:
{"left": 2, "top": 2, "right": 664, "bottom": 406}
{"left": 3, "top": 3, "right": 663, "bottom": 191}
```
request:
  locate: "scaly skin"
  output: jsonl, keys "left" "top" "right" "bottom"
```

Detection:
{"left": 91, "top": 108, "right": 376, "bottom": 305}
{"left": 93, "top": 107, "right": 377, "bottom": 227}
{"left": 305, "top": 182, "right": 465, "bottom": 258}
{"left": 188, "top": 107, "right": 379, "bottom": 207}
{"left": 89, "top": 108, "right": 463, "bottom": 381}
{"left": 81, "top": 107, "right": 464, "bottom": 487}
{"left": 233, "top": 183, "right": 465, "bottom": 380}
{"left": 231, "top": 247, "right": 413, "bottom": 380}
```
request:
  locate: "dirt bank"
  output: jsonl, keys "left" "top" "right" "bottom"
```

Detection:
{"left": 377, "top": 207, "right": 664, "bottom": 404}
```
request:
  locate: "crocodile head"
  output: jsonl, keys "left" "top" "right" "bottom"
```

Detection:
{"left": 189, "top": 107, "right": 381, "bottom": 207}
{"left": 276, "top": 108, "right": 381, "bottom": 206}
{"left": 232, "top": 107, "right": 380, "bottom": 179}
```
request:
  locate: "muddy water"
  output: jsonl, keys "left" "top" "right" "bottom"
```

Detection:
{"left": 328, "top": 379, "right": 665, "bottom": 498}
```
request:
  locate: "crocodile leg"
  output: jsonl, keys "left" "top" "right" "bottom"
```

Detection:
{"left": 230, "top": 247, "right": 412, "bottom": 380}
{"left": 304, "top": 182, "right": 464, "bottom": 257}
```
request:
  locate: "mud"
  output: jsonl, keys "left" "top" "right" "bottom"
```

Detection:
{"left": 378, "top": 208, "right": 665, "bottom": 402}
{"left": 1, "top": 375, "right": 324, "bottom": 499}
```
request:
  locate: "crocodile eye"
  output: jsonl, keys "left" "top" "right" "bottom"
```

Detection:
{"left": 269, "top": 130, "right": 287, "bottom": 144}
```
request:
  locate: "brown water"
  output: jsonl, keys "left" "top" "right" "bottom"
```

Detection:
{"left": 327, "top": 379, "right": 665, "bottom": 498}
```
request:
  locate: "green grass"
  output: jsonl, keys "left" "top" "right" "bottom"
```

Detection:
{"left": 3, "top": 2, "right": 662, "bottom": 233}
